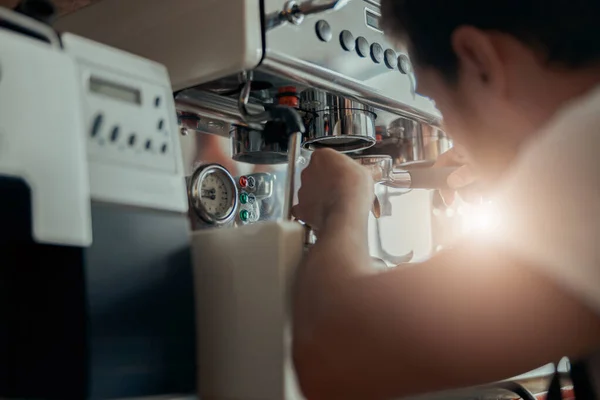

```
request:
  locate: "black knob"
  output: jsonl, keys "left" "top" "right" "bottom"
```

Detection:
{"left": 14, "top": 0, "right": 56, "bottom": 24}
{"left": 91, "top": 114, "right": 103, "bottom": 138}
{"left": 110, "top": 126, "right": 120, "bottom": 142}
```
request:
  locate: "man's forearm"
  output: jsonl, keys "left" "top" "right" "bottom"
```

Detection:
{"left": 293, "top": 210, "right": 371, "bottom": 338}
{"left": 292, "top": 237, "right": 600, "bottom": 400}
{"left": 292, "top": 209, "right": 375, "bottom": 399}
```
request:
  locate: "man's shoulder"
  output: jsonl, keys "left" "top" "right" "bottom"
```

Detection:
{"left": 524, "top": 85, "right": 600, "bottom": 168}
{"left": 545, "top": 85, "right": 600, "bottom": 142}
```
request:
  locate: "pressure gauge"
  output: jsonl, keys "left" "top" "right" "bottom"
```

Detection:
{"left": 188, "top": 164, "right": 238, "bottom": 225}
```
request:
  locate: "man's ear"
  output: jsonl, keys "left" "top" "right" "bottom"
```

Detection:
{"left": 451, "top": 26, "right": 506, "bottom": 96}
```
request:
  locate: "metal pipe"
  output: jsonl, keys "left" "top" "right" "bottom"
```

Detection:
{"left": 238, "top": 71, "right": 272, "bottom": 124}
{"left": 297, "top": 0, "right": 352, "bottom": 16}
{"left": 265, "top": 0, "right": 352, "bottom": 32}
{"left": 175, "top": 89, "right": 266, "bottom": 135}
{"left": 176, "top": 91, "right": 263, "bottom": 122}
{"left": 284, "top": 132, "right": 302, "bottom": 221}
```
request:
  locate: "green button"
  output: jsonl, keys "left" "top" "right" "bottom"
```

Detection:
{"left": 240, "top": 209, "right": 249, "bottom": 222}
{"left": 240, "top": 192, "right": 249, "bottom": 204}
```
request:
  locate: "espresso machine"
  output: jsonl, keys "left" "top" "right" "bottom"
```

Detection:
{"left": 56, "top": 1, "right": 451, "bottom": 398}
{"left": 1, "top": 5, "right": 196, "bottom": 399}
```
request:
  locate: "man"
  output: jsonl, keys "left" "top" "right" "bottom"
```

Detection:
{"left": 291, "top": 1, "right": 600, "bottom": 399}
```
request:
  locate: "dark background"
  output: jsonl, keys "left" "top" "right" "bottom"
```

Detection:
{"left": 0, "top": 0, "right": 97, "bottom": 16}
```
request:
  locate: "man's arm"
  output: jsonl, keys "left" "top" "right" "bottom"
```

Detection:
{"left": 292, "top": 216, "right": 600, "bottom": 400}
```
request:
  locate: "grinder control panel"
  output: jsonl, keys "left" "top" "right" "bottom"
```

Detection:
{"left": 84, "top": 67, "right": 176, "bottom": 173}
{"left": 61, "top": 32, "right": 188, "bottom": 213}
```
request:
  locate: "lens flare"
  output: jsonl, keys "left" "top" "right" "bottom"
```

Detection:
{"left": 460, "top": 201, "right": 501, "bottom": 235}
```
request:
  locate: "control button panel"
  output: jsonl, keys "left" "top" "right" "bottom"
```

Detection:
{"left": 263, "top": 0, "right": 440, "bottom": 123}
{"left": 84, "top": 67, "right": 178, "bottom": 174}
{"left": 188, "top": 168, "right": 283, "bottom": 229}
{"left": 340, "top": 30, "right": 355, "bottom": 51}
{"left": 235, "top": 172, "right": 278, "bottom": 225}
{"left": 310, "top": 18, "right": 407, "bottom": 73}
{"left": 315, "top": 20, "right": 332, "bottom": 42}
{"left": 236, "top": 174, "right": 260, "bottom": 225}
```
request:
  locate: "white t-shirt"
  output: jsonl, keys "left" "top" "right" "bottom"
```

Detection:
{"left": 491, "top": 85, "right": 600, "bottom": 388}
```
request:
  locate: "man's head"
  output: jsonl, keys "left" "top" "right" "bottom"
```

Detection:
{"left": 381, "top": 0, "right": 600, "bottom": 180}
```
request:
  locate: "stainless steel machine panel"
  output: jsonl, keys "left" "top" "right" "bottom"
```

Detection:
{"left": 261, "top": 0, "right": 440, "bottom": 122}
{"left": 55, "top": 0, "right": 264, "bottom": 91}
{"left": 56, "top": 0, "right": 441, "bottom": 125}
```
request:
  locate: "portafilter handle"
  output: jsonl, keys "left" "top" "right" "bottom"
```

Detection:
{"left": 388, "top": 167, "right": 458, "bottom": 190}
{"left": 353, "top": 155, "right": 458, "bottom": 190}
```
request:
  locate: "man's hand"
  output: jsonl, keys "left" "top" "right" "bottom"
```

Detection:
{"left": 435, "top": 147, "right": 479, "bottom": 205}
{"left": 292, "top": 148, "right": 374, "bottom": 230}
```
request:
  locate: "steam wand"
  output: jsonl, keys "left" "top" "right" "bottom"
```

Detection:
{"left": 238, "top": 71, "right": 272, "bottom": 126}
{"left": 238, "top": 71, "right": 306, "bottom": 137}
{"left": 265, "top": 0, "right": 352, "bottom": 31}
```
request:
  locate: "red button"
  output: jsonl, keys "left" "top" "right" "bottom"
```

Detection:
{"left": 239, "top": 176, "right": 248, "bottom": 188}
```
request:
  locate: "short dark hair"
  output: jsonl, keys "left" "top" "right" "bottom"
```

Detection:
{"left": 381, "top": 0, "right": 600, "bottom": 82}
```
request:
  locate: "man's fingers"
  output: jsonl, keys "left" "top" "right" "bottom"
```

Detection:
{"left": 291, "top": 204, "right": 302, "bottom": 220}
{"left": 435, "top": 147, "right": 479, "bottom": 206}
{"left": 440, "top": 189, "right": 456, "bottom": 207}
{"left": 434, "top": 147, "right": 463, "bottom": 167}
{"left": 447, "top": 164, "right": 476, "bottom": 189}
{"left": 458, "top": 187, "right": 483, "bottom": 204}
{"left": 292, "top": 205, "right": 312, "bottom": 225}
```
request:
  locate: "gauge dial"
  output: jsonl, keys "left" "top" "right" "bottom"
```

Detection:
{"left": 189, "top": 164, "right": 238, "bottom": 225}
